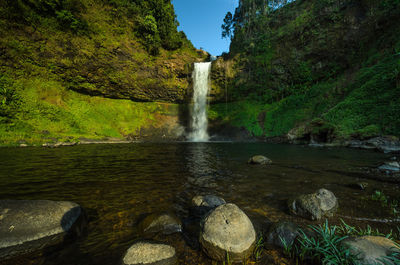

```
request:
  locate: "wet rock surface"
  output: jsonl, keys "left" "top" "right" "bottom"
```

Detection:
{"left": 288, "top": 188, "right": 338, "bottom": 220}
{"left": 347, "top": 136, "right": 400, "bottom": 154}
{"left": 122, "top": 242, "right": 177, "bottom": 265}
{"left": 342, "top": 236, "right": 400, "bottom": 265}
{"left": 378, "top": 161, "right": 400, "bottom": 172}
{"left": 199, "top": 203, "right": 256, "bottom": 262}
{"left": 266, "top": 221, "right": 301, "bottom": 249}
{"left": 0, "top": 200, "right": 84, "bottom": 260}
{"left": 192, "top": 195, "right": 226, "bottom": 208}
{"left": 191, "top": 195, "right": 226, "bottom": 218}
{"left": 248, "top": 155, "right": 272, "bottom": 165}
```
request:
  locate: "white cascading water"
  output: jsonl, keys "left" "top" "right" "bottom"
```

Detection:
{"left": 189, "top": 62, "right": 211, "bottom": 142}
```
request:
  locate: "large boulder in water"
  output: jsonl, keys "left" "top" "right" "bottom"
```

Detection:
{"left": 288, "top": 189, "right": 338, "bottom": 220}
{"left": 0, "top": 200, "right": 84, "bottom": 260}
{"left": 342, "top": 236, "right": 400, "bottom": 265}
{"left": 199, "top": 203, "right": 256, "bottom": 262}
{"left": 248, "top": 155, "right": 272, "bottom": 165}
{"left": 139, "top": 212, "right": 182, "bottom": 236}
{"left": 122, "top": 242, "right": 177, "bottom": 265}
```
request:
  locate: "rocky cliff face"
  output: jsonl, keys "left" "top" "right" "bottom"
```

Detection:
{"left": 209, "top": 0, "right": 400, "bottom": 141}
{"left": 0, "top": 1, "right": 206, "bottom": 104}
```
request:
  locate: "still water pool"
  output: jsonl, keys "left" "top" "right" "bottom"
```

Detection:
{"left": 0, "top": 143, "right": 398, "bottom": 264}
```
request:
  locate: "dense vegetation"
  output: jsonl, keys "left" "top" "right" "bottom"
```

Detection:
{"left": 0, "top": 0, "right": 202, "bottom": 145}
{"left": 212, "top": 0, "right": 400, "bottom": 140}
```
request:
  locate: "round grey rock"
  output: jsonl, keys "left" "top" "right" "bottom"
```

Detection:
{"left": 266, "top": 221, "right": 300, "bottom": 249}
{"left": 200, "top": 203, "right": 256, "bottom": 262}
{"left": 139, "top": 212, "right": 182, "bottom": 236}
{"left": 122, "top": 242, "right": 176, "bottom": 265}
{"left": 0, "top": 200, "right": 83, "bottom": 259}
{"left": 342, "top": 236, "right": 400, "bottom": 265}
{"left": 288, "top": 188, "right": 338, "bottom": 220}
{"left": 248, "top": 155, "right": 272, "bottom": 165}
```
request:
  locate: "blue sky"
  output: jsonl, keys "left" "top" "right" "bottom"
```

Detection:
{"left": 172, "top": 0, "right": 239, "bottom": 56}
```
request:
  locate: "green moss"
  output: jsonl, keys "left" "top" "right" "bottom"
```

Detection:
{"left": 0, "top": 77, "right": 179, "bottom": 145}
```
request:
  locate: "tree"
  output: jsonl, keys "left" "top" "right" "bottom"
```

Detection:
{"left": 221, "top": 11, "right": 233, "bottom": 39}
{"left": 139, "top": 15, "right": 161, "bottom": 55}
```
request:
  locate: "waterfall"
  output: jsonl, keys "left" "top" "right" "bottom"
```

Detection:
{"left": 189, "top": 62, "right": 211, "bottom": 142}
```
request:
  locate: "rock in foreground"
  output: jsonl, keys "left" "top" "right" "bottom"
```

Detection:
{"left": 200, "top": 203, "right": 256, "bottom": 262}
{"left": 0, "top": 200, "right": 84, "bottom": 260}
{"left": 122, "top": 242, "right": 176, "bottom": 265}
{"left": 288, "top": 188, "right": 338, "bottom": 220}
{"left": 248, "top": 155, "right": 272, "bottom": 165}
{"left": 343, "top": 236, "right": 400, "bottom": 265}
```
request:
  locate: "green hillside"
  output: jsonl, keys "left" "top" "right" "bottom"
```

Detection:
{"left": 0, "top": 0, "right": 204, "bottom": 145}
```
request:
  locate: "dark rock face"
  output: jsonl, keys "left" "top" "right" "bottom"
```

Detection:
{"left": 199, "top": 203, "right": 256, "bottom": 262}
{"left": 122, "top": 242, "right": 177, "bottom": 265}
{"left": 288, "top": 189, "right": 338, "bottom": 220}
{"left": 342, "top": 236, "right": 400, "bottom": 265}
{"left": 248, "top": 155, "right": 272, "bottom": 165}
{"left": 266, "top": 222, "right": 300, "bottom": 249}
{"left": 139, "top": 212, "right": 182, "bottom": 236}
{"left": 0, "top": 200, "right": 84, "bottom": 260}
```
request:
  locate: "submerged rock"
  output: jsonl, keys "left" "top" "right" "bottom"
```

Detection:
{"left": 348, "top": 182, "right": 369, "bottom": 190}
{"left": 199, "top": 203, "right": 256, "bottom": 262}
{"left": 342, "top": 236, "right": 400, "bottom": 265}
{"left": 122, "top": 242, "right": 177, "bottom": 265}
{"left": 266, "top": 221, "right": 300, "bottom": 249}
{"left": 248, "top": 155, "right": 272, "bottom": 165}
{"left": 191, "top": 195, "right": 226, "bottom": 218}
{"left": 192, "top": 195, "right": 226, "bottom": 208}
{"left": 0, "top": 200, "right": 84, "bottom": 260}
{"left": 139, "top": 212, "right": 182, "bottom": 236}
{"left": 378, "top": 161, "right": 400, "bottom": 172}
{"left": 288, "top": 188, "right": 338, "bottom": 220}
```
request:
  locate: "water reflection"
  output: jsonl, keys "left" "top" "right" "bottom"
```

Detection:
{"left": 0, "top": 143, "right": 398, "bottom": 265}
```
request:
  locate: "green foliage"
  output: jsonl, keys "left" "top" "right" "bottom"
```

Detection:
{"left": 209, "top": 101, "right": 265, "bottom": 137}
{"left": 221, "top": 11, "right": 233, "bottom": 39}
{"left": 0, "top": 75, "right": 20, "bottom": 122}
{"left": 294, "top": 220, "right": 360, "bottom": 265}
{"left": 371, "top": 190, "right": 400, "bottom": 217}
{"left": 337, "top": 219, "right": 395, "bottom": 239}
{"left": 253, "top": 234, "right": 265, "bottom": 261}
{"left": 55, "top": 9, "right": 88, "bottom": 33}
{"left": 139, "top": 15, "right": 161, "bottom": 55}
{"left": 0, "top": 77, "right": 182, "bottom": 145}
{"left": 2, "top": 0, "right": 87, "bottom": 33}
